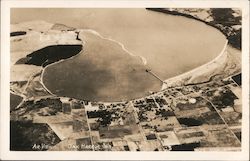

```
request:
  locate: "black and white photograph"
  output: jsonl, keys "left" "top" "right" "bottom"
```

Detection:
{"left": 1, "top": 0, "right": 249, "bottom": 160}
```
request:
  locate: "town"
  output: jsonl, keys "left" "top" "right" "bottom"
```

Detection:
{"left": 10, "top": 73, "right": 242, "bottom": 151}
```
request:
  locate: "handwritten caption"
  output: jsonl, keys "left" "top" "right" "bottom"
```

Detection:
{"left": 32, "top": 143, "right": 112, "bottom": 150}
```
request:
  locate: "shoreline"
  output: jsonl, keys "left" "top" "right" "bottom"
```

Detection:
{"left": 39, "top": 29, "right": 147, "bottom": 99}
{"left": 12, "top": 9, "right": 241, "bottom": 104}
{"left": 162, "top": 40, "right": 229, "bottom": 89}
{"left": 38, "top": 39, "right": 229, "bottom": 104}
{"left": 146, "top": 8, "right": 241, "bottom": 50}
{"left": 83, "top": 29, "right": 147, "bottom": 65}
{"left": 39, "top": 35, "right": 228, "bottom": 104}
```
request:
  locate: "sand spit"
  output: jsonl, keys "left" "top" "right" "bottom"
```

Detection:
{"left": 82, "top": 29, "right": 147, "bottom": 65}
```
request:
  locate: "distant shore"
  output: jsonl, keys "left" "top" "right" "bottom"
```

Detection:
{"left": 147, "top": 8, "right": 241, "bottom": 50}
{"left": 144, "top": 8, "right": 241, "bottom": 90}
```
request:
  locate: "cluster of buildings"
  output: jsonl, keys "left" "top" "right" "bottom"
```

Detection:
{"left": 32, "top": 74, "right": 240, "bottom": 151}
{"left": 10, "top": 71, "right": 242, "bottom": 151}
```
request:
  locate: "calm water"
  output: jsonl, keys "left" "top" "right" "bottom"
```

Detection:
{"left": 43, "top": 31, "right": 162, "bottom": 101}
{"left": 12, "top": 9, "right": 226, "bottom": 102}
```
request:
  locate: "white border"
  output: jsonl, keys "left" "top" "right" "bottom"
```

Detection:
{"left": 1, "top": 0, "right": 249, "bottom": 160}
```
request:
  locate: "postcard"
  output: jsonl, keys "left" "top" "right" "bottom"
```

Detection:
{"left": 1, "top": 0, "right": 249, "bottom": 160}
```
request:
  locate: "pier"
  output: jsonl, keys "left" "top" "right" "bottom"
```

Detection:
{"left": 145, "top": 69, "right": 166, "bottom": 84}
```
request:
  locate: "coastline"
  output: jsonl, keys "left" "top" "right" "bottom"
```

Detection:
{"left": 146, "top": 8, "right": 241, "bottom": 50}
{"left": 40, "top": 46, "right": 84, "bottom": 97}
{"left": 11, "top": 8, "right": 241, "bottom": 104}
{"left": 8, "top": 7, "right": 245, "bottom": 154}
{"left": 39, "top": 29, "right": 147, "bottom": 99}
{"left": 39, "top": 38, "right": 230, "bottom": 104}
{"left": 83, "top": 29, "right": 147, "bottom": 65}
{"left": 162, "top": 40, "right": 229, "bottom": 89}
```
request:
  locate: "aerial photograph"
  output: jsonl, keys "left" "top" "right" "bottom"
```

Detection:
{"left": 10, "top": 8, "right": 242, "bottom": 151}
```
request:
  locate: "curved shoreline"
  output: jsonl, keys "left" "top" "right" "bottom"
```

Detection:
{"left": 40, "top": 29, "right": 148, "bottom": 98}
{"left": 162, "top": 40, "right": 229, "bottom": 89}
{"left": 40, "top": 46, "right": 84, "bottom": 97}
{"left": 146, "top": 8, "right": 241, "bottom": 50}
{"left": 22, "top": 11, "right": 231, "bottom": 103}
{"left": 83, "top": 29, "right": 147, "bottom": 65}
{"left": 40, "top": 36, "right": 228, "bottom": 104}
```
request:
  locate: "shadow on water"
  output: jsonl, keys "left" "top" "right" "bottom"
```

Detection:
{"left": 15, "top": 45, "right": 82, "bottom": 67}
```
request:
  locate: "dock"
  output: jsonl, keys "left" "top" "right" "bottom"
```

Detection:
{"left": 145, "top": 69, "right": 166, "bottom": 84}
